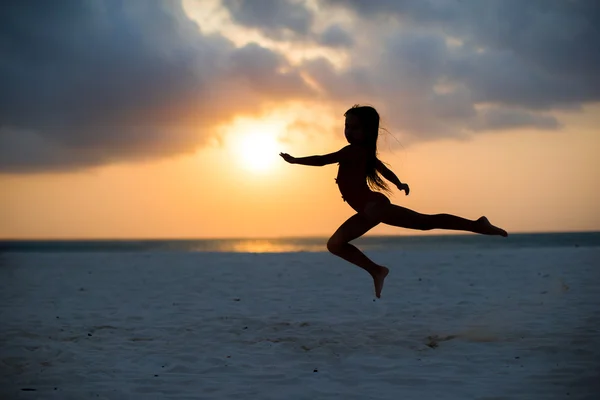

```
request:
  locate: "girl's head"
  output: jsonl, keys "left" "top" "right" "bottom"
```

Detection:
{"left": 343, "top": 104, "right": 390, "bottom": 193}
{"left": 344, "top": 105, "right": 380, "bottom": 147}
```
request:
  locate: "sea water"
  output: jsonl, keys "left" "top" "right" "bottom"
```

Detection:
{"left": 1, "top": 231, "right": 599, "bottom": 253}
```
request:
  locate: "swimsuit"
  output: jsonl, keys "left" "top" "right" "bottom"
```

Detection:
{"left": 335, "top": 177, "right": 389, "bottom": 214}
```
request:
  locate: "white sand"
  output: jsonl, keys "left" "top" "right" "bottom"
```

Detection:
{"left": 1, "top": 247, "right": 599, "bottom": 399}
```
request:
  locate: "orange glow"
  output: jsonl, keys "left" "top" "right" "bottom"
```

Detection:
{"left": 1, "top": 104, "right": 599, "bottom": 239}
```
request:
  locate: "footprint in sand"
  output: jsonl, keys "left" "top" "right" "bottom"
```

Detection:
{"left": 425, "top": 334, "right": 457, "bottom": 348}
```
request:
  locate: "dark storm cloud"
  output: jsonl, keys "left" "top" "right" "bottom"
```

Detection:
{"left": 221, "top": 0, "right": 314, "bottom": 40}
{"left": 310, "top": 0, "right": 598, "bottom": 139}
{"left": 0, "top": 0, "right": 312, "bottom": 173}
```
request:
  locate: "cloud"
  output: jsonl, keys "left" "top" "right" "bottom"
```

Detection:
{"left": 301, "top": 28, "right": 564, "bottom": 140}
{"left": 303, "top": 0, "right": 598, "bottom": 140}
{"left": 2, "top": 0, "right": 596, "bottom": 173}
{"left": 471, "top": 108, "right": 560, "bottom": 132}
{"left": 317, "top": 24, "right": 354, "bottom": 48}
{"left": 0, "top": 0, "right": 313, "bottom": 173}
{"left": 220, "top": 0, "right": 354, "bottom": 49}
{"left": 221, "top": 0, "right": 314, "bottom": 40}
{"left": 322, "top": 0, "right": 600, "bottom": 105}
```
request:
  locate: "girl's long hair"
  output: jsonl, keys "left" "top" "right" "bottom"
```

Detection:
{"left": 344, "top": 104, "right": 391, "bottom": 193}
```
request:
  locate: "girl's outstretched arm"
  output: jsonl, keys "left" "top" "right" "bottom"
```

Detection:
{"left": 280, "top": 146, "right": 351, "bottom": 167}
{"left": 376, "top": 160, "right": 410, "bottom": 195}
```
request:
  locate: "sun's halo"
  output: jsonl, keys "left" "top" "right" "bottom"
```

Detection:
{"left": 228, "top": 117, "right": 285, "bottom": 173}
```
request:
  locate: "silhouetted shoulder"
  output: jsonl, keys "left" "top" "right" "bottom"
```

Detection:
{"left": 338, "top": 144, "right": 367, "bottom": 162}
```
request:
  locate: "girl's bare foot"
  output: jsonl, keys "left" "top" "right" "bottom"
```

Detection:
{"left": 372, "top": 266, "right": 389, "bottom": 298}
{"left": 476, "top": 216, "right": 508, "bottom": 237}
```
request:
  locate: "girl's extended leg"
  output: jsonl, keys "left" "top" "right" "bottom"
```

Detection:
{"left": 367, "top": 203, "right": 507, "bottom": 236}
{"left": 327, "top": 213, "right": 389, "bottom": 298}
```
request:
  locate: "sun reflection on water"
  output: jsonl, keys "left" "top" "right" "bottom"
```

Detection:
{"left": 188, "top": 238, "right": 325, "bottom": 253}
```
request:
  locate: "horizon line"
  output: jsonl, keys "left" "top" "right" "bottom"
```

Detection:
{"left": 1, "top": 229, "right": 599, "bottom": 242}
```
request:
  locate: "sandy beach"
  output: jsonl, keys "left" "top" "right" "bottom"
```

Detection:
{"left": 1, "top": 246, "right": 599, "bottom": 399}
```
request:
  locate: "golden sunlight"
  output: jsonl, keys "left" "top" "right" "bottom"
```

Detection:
{"left": 227, "top": 117, "right": 286, "bottom": 173}
{"left": 236, "top": 131, "right": 278, "bottom": 172}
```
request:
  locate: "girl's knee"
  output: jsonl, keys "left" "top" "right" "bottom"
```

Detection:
{"left": 326, "top": 237, "right": 344, "bottom": 254}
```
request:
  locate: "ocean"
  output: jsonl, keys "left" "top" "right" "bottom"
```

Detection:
{"left": 1, "top": 231, "right": 599, "bottom": 253}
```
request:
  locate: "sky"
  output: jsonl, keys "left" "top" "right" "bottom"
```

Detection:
{"left": 1, "top": 0, "right": 599, "bottom": 239}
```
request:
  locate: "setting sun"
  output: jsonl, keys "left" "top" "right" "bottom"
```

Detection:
{"left": 236, "top": 132, "right": 279, "bottom": 171}
{"left": 227, "top": 116, "right": 287, "bottom": 173}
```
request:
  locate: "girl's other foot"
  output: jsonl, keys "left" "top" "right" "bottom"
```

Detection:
{"left": 476, "top": 216, "right": 508, "bottom": 237}
{"left": 372, "top": 266, "right": 389, "bottom": 298}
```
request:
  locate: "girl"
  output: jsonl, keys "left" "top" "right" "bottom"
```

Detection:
{"left": 280, "top": 105, "right": 507, "bottom": 298}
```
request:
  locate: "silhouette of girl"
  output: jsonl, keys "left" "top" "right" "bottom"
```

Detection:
{"left": 280, "top": 105, "right": 507, "bottom": 298}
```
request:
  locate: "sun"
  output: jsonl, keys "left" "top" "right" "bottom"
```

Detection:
{"left": 228, "top": 117, "right": 284, "bottom": 173}
{"left": 237, "top": 132, "right": 279, "bottom": 172}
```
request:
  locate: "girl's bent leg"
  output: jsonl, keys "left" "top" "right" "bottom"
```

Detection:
{"left": 327, "top": 213, "right": 389, "bottom": 298}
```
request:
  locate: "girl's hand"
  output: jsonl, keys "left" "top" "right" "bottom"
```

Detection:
{"left": 279, "top": 153, "right": 296, "bottom": 164}
{"left": 397, "top": 182, "right": 410, "bottom": 195}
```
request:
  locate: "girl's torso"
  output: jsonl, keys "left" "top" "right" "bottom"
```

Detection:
{"left": 335, "top": 147, "right": 388, "bottom": 213}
